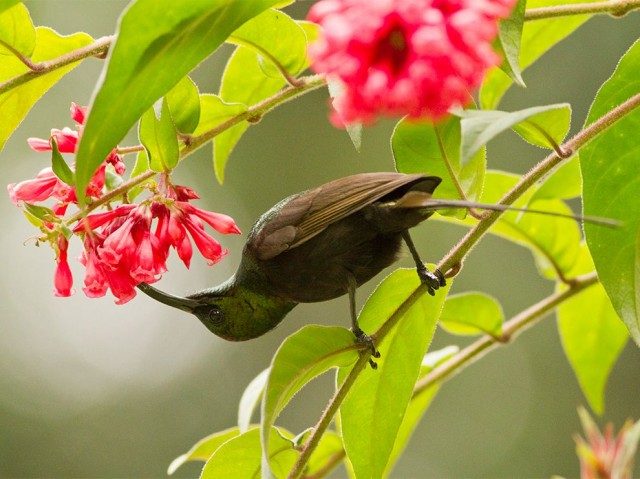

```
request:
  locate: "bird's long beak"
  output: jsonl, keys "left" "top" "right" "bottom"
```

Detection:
{"left": 137, "top": 283, "right": 200, "bottom": 313}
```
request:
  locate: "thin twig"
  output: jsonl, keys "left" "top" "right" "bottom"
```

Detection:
{"left": 525, "top": 0, "right": 640, "bottom": 21}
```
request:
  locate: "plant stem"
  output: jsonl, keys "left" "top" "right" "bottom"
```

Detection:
{"left": 301, "top": 450, "right": 346, "bottom": 479}
{"left": 116, "top": 145, "right": 145, "bottom": 155}
{"left": 525, "top": 0, "right": 640, "bottom": 21}
{"left": 180, "top": 74, "right": 326, "bottom": 159}
{"left": 0, "top": 35, "right": 113, "bottom": 95}
{"left": 412, "top": 272, "right": 598, "bottom": 396}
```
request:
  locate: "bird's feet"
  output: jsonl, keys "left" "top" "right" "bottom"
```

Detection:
{"left": 352, "top": 327, "right": 381, "bottom": 369}
{"left": 417, "top": 267, "right": 446, "bottom": 296}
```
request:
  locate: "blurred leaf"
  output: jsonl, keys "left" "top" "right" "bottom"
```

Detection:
{"left": 496, "top": 0, "right": 526, "bottom": 87}
{"left": 166, "top": 75, "right": 200, "bottom": 134}
{"left": 384, "top": 346, "right": 459, "bottom": 477}
{"left": 229, "top": 9, "right": 308, "bottom": 80}
{"left": 203, "top": 427, "right": 297, "bottom": 479}
{"left": 339, "top": 268, "right": 451, "bottom": 479}
{"left": 215, "top": 45, "right": 286, "bottom": 183}
{"left": 392, "top": 115, "right": 485, "bottom": 218}
{"left": 104, "top": 164, "right": 123, "bottom": 191}
{"left": 328, "top": 79, "right": 362, "bottom": 151}
{"left": 297, "top": 20, "right": 320, "bottom": 45}
{"left": 75, "top": 0, "right": 281, "bottom": 201}
{"left": 23, "top": 202, "right": 56, "bottom": 224}
{"left": 440, "top": 292, "right": 504, "bottom": 337}
{"left": 261, "top": 325, "right": 358, "bottom": 478}
{"left": 581, "top": 39, "right": 640, "bottom": 344}
{"left": 0, "top": 3, "right": 34, "bottom": 57}
{"left": 458, "top": 104, "right": 571, "bottom": 166}
{"left": 50, "top": 137, "right": 75, "bottom": 186}
{"left": 139, "top": 98, "right": 179, "bottom": 172}
{"left": 0, "top": 27, "right": 92, "bottom": 152}
{"left": 127, "top": 150, "right": 152, "bottom": 201}
{"left": 531, "top": 156, "right": 581, "bottom": 201}
{"left": 0, "top": 0, "right": 19, "bottom": 15}
{"left": 238, "top": 368, "right": 269, "bottom": 434}
{"left": 168, "top": 427, "right": 241, "bottom": 474}
{"left": 480, "top": 0, "right": 597, "bottom": 108}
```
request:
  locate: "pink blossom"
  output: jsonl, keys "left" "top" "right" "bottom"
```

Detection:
{"left": 177, "top": 202, "right": 241, "bottom": 234}
{"left": 81, "top": 248, "right": 108, "bottom": 298}
{"left": 308, "top": 0, "right": 515, "bottom": 124}
{"left": 70, "top": 102, "right": 87, "bottom": 125}
{"left": 8, "top": 168, "right": 59, "bottom": 204}
{"left": 53, "top": 237, "right": 74, "bottom": 297}
{"left": 182, "top": 215, "right": 226, "bottom": 265}
{"left": 28, "top": 127, "right": 79, "bottom": 153}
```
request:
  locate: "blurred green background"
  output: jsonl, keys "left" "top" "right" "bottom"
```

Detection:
{"left": 2, "top": 2, "right": 639, "bottom": 477}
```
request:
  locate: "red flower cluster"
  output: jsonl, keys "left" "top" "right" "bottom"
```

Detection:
{"left": 8, "top": 103, "right": 240, "bottom": 303}
{"left": 307, "top": 0, "right": 515, "bottom": 124}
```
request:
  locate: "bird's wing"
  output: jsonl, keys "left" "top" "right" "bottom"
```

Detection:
{"left": 249, "top": 172, "right": 439, "bottom": 260}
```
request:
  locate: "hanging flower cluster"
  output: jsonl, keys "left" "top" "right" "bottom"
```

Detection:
{"left": 7, "top": 103, "right": 240, "bottom": 304}
{"left": 307, "top": 0, "right": 516, "bottom": 125}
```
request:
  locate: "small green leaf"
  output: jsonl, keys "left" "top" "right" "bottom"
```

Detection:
{"left": 0, "top": 27, "right": 92, "bottom": 152}
{"left": 104, "top": 164, "right": 123, "bottom": 191}
{"left": 238, "top": 368, "right": 269, "bottom": 433}
{"left": 384, "top": 346, "right": 459, "bottom": 477}
{"left": 75, "top": 0, "right": 281, "bottom": 201}
{"left": 229, "top": 9, "right": 308, "bottom": 80}
{"left": 440, "top": 292, "right": 504, "bottom": 337}
{"left": 0, "top": 3, "right": 35, "bottom": 57}
{"left": 496, "top": 0, "right": 525, "bottom": 87}
{"left": 339, "top": 268, "right": 451, "bottom": 479}
{"left": 392, "top": 115, "right": 485, "bottom": 218}
{"left": 166, "top": 75, "right": 200, "bottom": 134}
{"left": 23, "top": 202, "right": 57, "bottom": 223}
{"left": 203, "top": 427, "right": 297, "bottom": 479}
{"left": 139, "top": 98, "right": 179, "bottom": 172}
{"left": 50, "top": 137, "right": 75, "bottom": 186}
{"left": 127, "top": 150, "right": 152, "bottom": 201}
{"left": 328, "top": 79, "right": 362, "bottom": 151}
{"left": 581, "top": 39, "right": 640, "bottom": 344}
{"left": 193, "top": 94, "right": 247, "bottom": 137}
{"left": 458, "top": 104, "right": 571, "bottom": 166}
{"left": 168, "top": 427, "right": 240, "bottom": 475}
{"left": 260, "top": 325, "right": 358, "bottom": 478}
{"left": 531, "top": 156, "right": 581, "bottom": 201}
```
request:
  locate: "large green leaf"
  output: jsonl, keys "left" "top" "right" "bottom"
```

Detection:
{"left": 238, "top": 368, "right": 269, "bottom": 433}
{"left": 203, "top": 427, "right": 297, "bottom": 479}
{"left": 0, "top": 3, "right": 34, "bottom": 57}
{"left": 167, "top": 427, "right": 240, "bottom": 475}
{"left": 0, "top": 0, "right": 19, "bottom": 15}
{"left": 260, "top": 325, "right": 358, "bottom": 478}
{"left": 480, "top": 0, "right": 600, "bottom": 108}
{"left": 531, "top": 155, "right": 581, "bottom": 201}
{"left": 75, "top": 0, "right": 280, "bottom": 200}
{"left": 0, "top": 27, "right": 92, "bottom": 152}
{"left": 495, "top": 0, "right": 526, "bottom": 87}
{"left": 139, "top": 98, "right": 179, "bottom": 172}
{"left": 293, "top": 429, "right": 344, "bottom": 479}
{"left": 339, "top": 268, "right": 450, "bottom": 479}
{"left": 392, "top": 115, "right": 485, "bottom": 218}
{"left": 581, "top": 40, "right": 640, "bottom": 344}
{"left": 440, "top": 292, "right": 504, "bottom": 337}
{"left": 166, "top": 75, "right": 200, "bottom": 134}
{"left": 458, "top": 104, "right": 571, "bottom": 166}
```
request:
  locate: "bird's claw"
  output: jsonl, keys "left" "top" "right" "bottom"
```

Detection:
{"left": 417, "top": 267, "right": 446, "bottom": 295}
{"left": 352, "top": 327, "right": 380, "bottom": 369}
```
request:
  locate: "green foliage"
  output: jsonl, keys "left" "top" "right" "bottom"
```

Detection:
{"left": 0, "top": 0, "right": 19, "bottom": 16}
{"left": 127, "top": 150, "right": 152, "bottom": 201}
{"left": 496, "top": 0, "right": 526, "bottom": 86}
{"left": 139, "top": 98, "right": 179, "bottom": 172}
{"left": 166, "top": 76, "right": 201, "bottom": 134}
{"left": 440, "top": 292, "right": 504, "bottom": 337}
{"left": 581, "top": 39, "right": 640, "bottom": 344}
{"left": 168, "top": 427, "right": 240, "bottom": 475}
{"left": 238, "top": 368, "right": 269, "bottom": 433}
{"left": 0, "top": 3, "right": 35, "bottom": 57}
{"left": 531, "top": 156, "right": 581, "bottom": 201}
{"left": 50, "top": 138, "right": 75, "bottom": 186}
{"left": 75, "top": 0, "right": 281, "bottom": 201}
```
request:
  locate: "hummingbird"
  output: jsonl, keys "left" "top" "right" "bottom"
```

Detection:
{"left": 137, "top": 172, "right": 614, "bottom": 358}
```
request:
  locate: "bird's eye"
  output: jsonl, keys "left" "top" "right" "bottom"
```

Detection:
{"left": 207, "top": 307, "right": 224, "bottom": 325}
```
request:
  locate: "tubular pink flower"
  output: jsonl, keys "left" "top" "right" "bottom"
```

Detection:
{"left": 70, "top": 102, "right": 87, "bottom": 125}
{"left": 81, "top": 249, "right": 108, "bottom": 298}
{"left": 173, "top": 185, "right": 200, "bottom": 201}
{"left": 54, "top": 238, "right": 74, "bottom": 297}
{"left": 175, "top": 232, "right": 193, "bottom": 268}
{"left": 307, "top": 0, "right": 515, "bottom": 124}
{"left": 103, "top": 265, "right": 137, "bottom": 305}
{"left": 28, "top": 128, "right": 79, "bottom": 153}
{"left": 98, "top": 216, "right": 137, "bottom": 268}
{"left": 182, "top": 216, "right": 226, "bottom": 265}
{"left": 73, "top": 204, "right": 137, "bottom": 233}
{"left": 177, "top": 202, "right": 241, "bottom": 235}
{"left": 130, "top": 230, "right": 159, "bottom": 283}
{"left": 7, "top": 168, "right": 59, "bottom": 205}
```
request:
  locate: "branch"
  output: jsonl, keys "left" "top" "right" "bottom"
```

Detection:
{"left": 0, "top": 35, "right": 113, "bottom": 95}
{"left": 525, "top": 0, "right": 640, "bottom": 21}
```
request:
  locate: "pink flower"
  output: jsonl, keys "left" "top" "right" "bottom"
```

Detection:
{"left": 176, "top": 202, "right": 241, "bottom": 234}
{"left": 70, "top": 102, "right": 87, "bottom": 125}
{"left": 54, "top": 237, "right": 74, "bottom": 297}
{"left": 28, "top": 127, "right": 79, "bottom": 153}
{"left": 8, "top": 167, "right": 60, "bottom": 204}
{"left": 308, "top": 0, "right": 515, "bottom": 124}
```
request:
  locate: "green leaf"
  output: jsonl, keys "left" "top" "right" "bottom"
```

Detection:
{"left": 104, "top": 164, "right": 123, "bottom": 191}
{"left": 392, "top": 115, "right": 485, "bottom": 218}
{"left": 0, "top": 3, "right": 35, "bottom": 57}
{"left": 0, "top": 27, "right": 92, "bottom": 152}
{"left": 139, "top": 98, "right": 179, "bottom": 172}
{"left": 166, "top": 75, "right": 200, "bottom": 134}
{"left": 531, "top": 156, "right": 581, "bottom": 201}
{"left": 50, "top": 137, "right": 75, "bottom": 186}
{"left": 203, "top": 427, "right": 297, "bottom": 479}
{"left": 496, "top": 0, "right": 526, "bottom": 87}
{"left": 193, "top": 94, "right": 247, "bottom": 137}
{"left": 127, "top": 150, "right": 152, "bottom": 201}
{"left": 229, "top": 9, "right": 308, "bottom": 80}
{"left": 215, "top": 45, "right": 286, "bottom": 183}
{"left": 440, "top": 292, "right": 504, "bottom": 337}
{"left": 339, "top": 268, "right": 451, "bottom": 479}
{"left": 238, "top": 368, "right": 269, "bottom": 434}
{"left": 581, "top": 39, "right": 640, "bottom": 344}
{"left": 75, "top": 0, "right": 281, "bottom": 201}
{"left": 384, "top": 346, "right": 459, "bottom": 477}
{"left": 260, "top": 325, "right": 359, "bottom": 478}
{"left": 0, "top": 0, "right": 19, "bottom": 15}
{"left": 305, "top": 431, "right": 344, "bottom": 478}
{"left": 458, "top": 104, "right": 571, "bottom": 166}
{"left": 167, "top": 427, "right": 240, "bottom": 475}
{"left": 328, "top": 79, "right": 362, "bottom": 151}
{"left": 23, "top": 202, "right": 57, "bottom": 225}
{"left": 480, "top": 0, "right": 598, "bottom": 108}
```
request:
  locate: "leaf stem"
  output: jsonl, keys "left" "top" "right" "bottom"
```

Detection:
{"left": 116, "top": 145, "right": 145, "bottom": 155}
{"left": 0, "top": 35, "right": 113, "bottom": 96}
{"left": 525, "top": 0, "right": 640, "bottom": 21}
{"left": 413, "top": 272, "right": 598, "bottom": 396}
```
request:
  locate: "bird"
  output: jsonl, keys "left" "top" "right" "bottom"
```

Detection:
{"left": 137, "top": 172, "right": 615, "bottom": 358}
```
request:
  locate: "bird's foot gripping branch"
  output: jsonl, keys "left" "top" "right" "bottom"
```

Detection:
{"left": 4, "top": 0, "right": 640, "bottom": 478}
